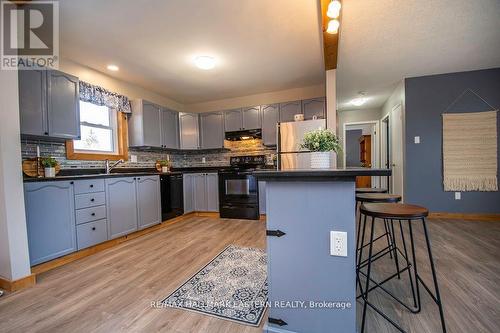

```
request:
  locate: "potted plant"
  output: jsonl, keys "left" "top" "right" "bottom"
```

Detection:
{"left": 301, "top": 129, "right": 341, "bottom": 169}
{"left": 41, "top": 157, "right": 58, "bottom": 177}
{"left": 159, "top": 159, "right": 171, "bottom": 173}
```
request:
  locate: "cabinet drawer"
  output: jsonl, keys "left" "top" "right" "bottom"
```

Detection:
{"left": 74, "top": 179, "right": 105, "bottom": 194}
{"left": 75, "top": 191, "right": 106, "bottom": 209}
{"left": 76, "top": 219, "right": 108, "bottom": 250}
{"left": 75, "top": 205, "right": 106, "bottom": 224}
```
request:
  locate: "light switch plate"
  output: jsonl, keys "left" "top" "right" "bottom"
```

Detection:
{"left": 330, "top": 231, "right": 347, "bottom": 257}
{"left": 414, "top": 136, "right": 420, "bottom": 144}
{"left": 130, "top": 155, "right": 137, "bottom": 163}
{"left": 455, "top": 192, "right": 461, "bottom": 200}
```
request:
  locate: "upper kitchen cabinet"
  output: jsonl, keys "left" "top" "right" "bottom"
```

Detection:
{"left": 129, "top": 100, "right": 179, "bottom": 149}
{"left": 179, "top": 112, "right": 200, "bottom": 149}
{"left": 224, "top": 107, "right": 261, "bottom": 132}
{"left": 302, "top": 97, "right": 326, "bottom": 120}
{"left": 200, "top": 112, "right": 224, "bottom": 149}
{"left": 279, "top": 100, "right": 302, "bottom": 123}
{"left": 261, "top": 104, "right": 279, "bottom": 146}
{"left": 242, "top": 106, "right": 261, "bottom": 130}
{"left": 19, "top": 69, "right": 80, "bottom": 139}
{"left": 224, "top": 108, "right": 243, "bottom": 132}
{"left": 160, "top": 108, "right": 179, "bottom": 149}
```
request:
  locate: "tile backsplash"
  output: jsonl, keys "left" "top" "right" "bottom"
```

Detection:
{"left": 21, "top": 138, "right": 277, "bottom": 169}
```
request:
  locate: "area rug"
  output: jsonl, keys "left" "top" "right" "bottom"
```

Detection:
{"left": 442, "top": 110, "right": 498, "bottom": 191}
{"left": 161, "top": 245, "right": 267, "bottom": 326}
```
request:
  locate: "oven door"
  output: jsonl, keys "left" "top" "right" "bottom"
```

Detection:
{"left": 219, "top": 171, "right": 258, "bottom": 205}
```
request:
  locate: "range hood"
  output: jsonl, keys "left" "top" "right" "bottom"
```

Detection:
{"left": 225, "top": 129, "right": 262, "bottom": 141}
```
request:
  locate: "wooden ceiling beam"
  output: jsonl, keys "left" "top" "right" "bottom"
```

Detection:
{"left": 320, "top": 0, "right": 341, "bottom": 70}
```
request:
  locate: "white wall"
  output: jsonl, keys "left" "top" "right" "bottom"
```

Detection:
{"left": 184, "top": 84, "right": 325, "bottom": 113}
{"left": 0, "top": 70, "right": 31, "bottom": 281}
{"left": 60, "top": 59, "right": 185, "bottom": 111}
{"left": 337, "top": 108, "right": 382, "bottom": 167}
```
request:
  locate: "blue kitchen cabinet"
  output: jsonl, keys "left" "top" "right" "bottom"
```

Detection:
{"left": 183, "top": 173, "right": 195, "bottom": 213}
{"left": 242, "top": 106, "right": 261, "bottom": 130}
{"left": 19, "top": 69, "right": 80, "bottom": 139}
{"left": 261, "top": 104, "right": 279, "bottom": 146}
{"left": 105, "top": 177, "right": 138, "bottom": 239}
{"left": 302, "top": 97, "right": 326, "bottom": 120}
{"left": 200, "top": 112, "right": 224, "bottom": 149}
{"left": 24, "top": 181, "right": 77, "bottom": 265}
{"left": 279, "top": 100, "right": 302, "bottom": 122}
{"left": 136, "top": 175, "right": 161, "bottom": 230}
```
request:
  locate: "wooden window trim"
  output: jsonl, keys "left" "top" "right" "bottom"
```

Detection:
{"left": 66, "top": 112, "right": 128, "bottom": 161}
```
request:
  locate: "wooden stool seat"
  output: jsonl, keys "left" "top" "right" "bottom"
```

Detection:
{"left": 356, "top": 193, "right": 401, "bottom": 203}
{"left": 356, "top": 187, "right": 388, "bottom": 194}
{"left": 360, "top": 203, "right": 428, "bottom": 219}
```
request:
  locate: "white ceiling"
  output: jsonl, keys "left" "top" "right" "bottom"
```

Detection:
{"left": 337, "top": 0, "right": 500, "bottom": 111}
{"left": 59, "top": 0, "right": 325, "bottom": 105}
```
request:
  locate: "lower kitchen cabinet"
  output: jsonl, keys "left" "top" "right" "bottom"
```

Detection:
{"left": 105, "top": 177, "right": 138, "bottom": 239}
{"left": 24, "top": 181, "right": 77, "bottom": 265}
{"left": 76, "top": 219, "right": 108, "bottom": 250}
{"left": 136, "top": 175, "right": 161, "bottom": 229}
{"left": 184, "top": 173, "right": 219, "bottom": 213}
{"left": 183, "top": 173, "right": 195, "bottom": 213}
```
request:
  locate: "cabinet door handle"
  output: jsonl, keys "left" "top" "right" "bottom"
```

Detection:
{"left": 91, "top": 213, "right": 95, "bottom": 216}
{"left": 90, "top": 198, "right": 95, "bottom": 202}
{"left": 90, "top": 184, "right": 94, "bottom": 188}
{"left": 44, "top": 132, "right": 48, "bottom": 135}
{"left": 92, "top": 227, "right": 96, "bottom": 231}
{"left": 70, "top": 181, "right": 74, "bottom": 185}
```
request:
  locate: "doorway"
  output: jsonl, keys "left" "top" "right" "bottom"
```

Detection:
{"left": 343, "top": 121, "right": 380, "bottom": 188}
{"left": 390, "top": 104, "right": 404, "bottom": 199}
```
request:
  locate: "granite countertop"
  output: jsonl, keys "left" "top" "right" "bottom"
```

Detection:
{"left": 254, "top": 168, "right": 392, "bottom": 181}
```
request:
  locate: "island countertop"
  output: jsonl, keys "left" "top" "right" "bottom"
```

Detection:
{"left": 254, "top": 168, "right": 391, "bottom": 181}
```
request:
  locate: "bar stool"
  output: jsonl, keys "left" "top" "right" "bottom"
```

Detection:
{"left": 355, "top": 193, "right": 401, "bottom": 264}
{"left": 358, "top": 203, "right": 447, "bottom": 333}
{"left": 356, "top": 187, "right": 388, "bottom": 194}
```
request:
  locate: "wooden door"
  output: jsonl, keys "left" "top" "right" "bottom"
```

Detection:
{"left": 356, "top": 135, "right": 372, "bottom": 188}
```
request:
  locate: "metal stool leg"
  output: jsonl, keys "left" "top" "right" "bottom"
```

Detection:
{"left": 360, "top": 216, "right": 376, "bottom": 333}
{"left": 357, "top": 214, "right": 368, "bottom": 294}
{"left": 407, "top": 219, "right": 422, "bottom": 313}
{"left": 389, "top": 219, "right": 401, "bottom": 279}
{"left": 421, "top": 218, "right": 447, "bottom": 333}
{"left": 383, "top": 219, "right": 393, "bottom": 259}
{"left": 398, "top": 220, "right": 417, "bottom": 308}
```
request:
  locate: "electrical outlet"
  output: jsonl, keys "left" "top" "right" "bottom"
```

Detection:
{"left": 414, "top": 136, "right": 420, "bottom": 144}
{"left": 455, "top": 192, "right": 461, "bottom": 200}
{"left": 202, "top": 157, "right": 206, "bottom": 164}
{"left": 130, "top": 155, "right": 137, "bottom": 163}
{"left": 330, "top": 231, "right": 347, "bottom": 257}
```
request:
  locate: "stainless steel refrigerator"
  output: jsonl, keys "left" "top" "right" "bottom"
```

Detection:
{"left": 278, "top": 119, "right": 327, "bottom": 170}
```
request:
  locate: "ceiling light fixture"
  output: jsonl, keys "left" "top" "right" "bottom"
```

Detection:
{"left": 106, "top": 64, "right": 119, "bottom": 71}
{"left": 194, "top": 56, "right": 216, "bottom": 70}
{"left": 350, "top": 93, "right": 368, "bottom": 106}
{"left": 327, "top": 0, "right": 341, "bottom": 18}
{"left": 326, "top": 19, "right": 340, "bottom": 34}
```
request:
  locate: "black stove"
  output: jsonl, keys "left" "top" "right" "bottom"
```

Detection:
{"left": 218, "top": 155, "right": 266, "bottom": 220}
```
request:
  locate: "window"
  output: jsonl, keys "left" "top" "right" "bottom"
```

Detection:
{"left": 66, "top": 101, "right": 128, "bottom": 161}
{"left": 73, "top": 101, "right": 117, "bottom": 152}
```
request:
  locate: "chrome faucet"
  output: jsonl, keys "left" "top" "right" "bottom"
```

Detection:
{"left": 105, "top": 159, "right": 124, "bottom": 174}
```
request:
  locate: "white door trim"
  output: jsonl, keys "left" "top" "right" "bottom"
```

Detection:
{"left": 342, "top": 120, "right": 381, "bottom": 187}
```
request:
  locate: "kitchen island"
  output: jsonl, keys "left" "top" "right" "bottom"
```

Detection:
{"left": 255, "top": 168, "right": 392, "bottom": 333}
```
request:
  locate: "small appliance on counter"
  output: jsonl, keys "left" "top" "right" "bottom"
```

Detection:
{"left": 218, "top": 155, "right": 266, "bottom": 220}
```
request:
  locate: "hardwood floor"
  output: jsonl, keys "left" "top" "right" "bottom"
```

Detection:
{"left": 0, "top": 216, "right": 498, "bottom": 333}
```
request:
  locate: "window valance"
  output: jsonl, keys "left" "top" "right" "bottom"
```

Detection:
{"left": 79, "top": 81, "right": 132, "bottom": 113}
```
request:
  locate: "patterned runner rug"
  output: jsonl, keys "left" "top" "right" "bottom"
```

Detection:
{"left": 161, "top": 245, "right": 268, "bottom": 326}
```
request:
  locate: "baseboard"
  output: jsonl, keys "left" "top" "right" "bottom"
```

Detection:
{"left": 0, "top": 273, "right": 36, "bottom": 292}
{"left": 429, "top": 212, "right": 500, "bottom": 221}
{"left": 194, "top": 211, "right": 220, "bottom": 218}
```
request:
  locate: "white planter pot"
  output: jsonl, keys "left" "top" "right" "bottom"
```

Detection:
{"left": 310, "top": 152, "right": 331, "bottom": 169}
{"left": 161, "top": 166, "right": 169, "bottom": 173}
{"left": 44, "top": 167, "right": 56, "bottom": 178}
